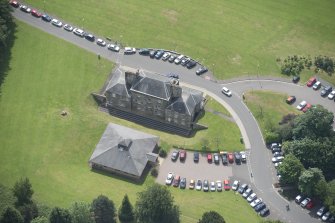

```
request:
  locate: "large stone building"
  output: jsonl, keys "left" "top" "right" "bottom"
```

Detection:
{"left": 93, "top": 66, "right": 205, "bottom": 136}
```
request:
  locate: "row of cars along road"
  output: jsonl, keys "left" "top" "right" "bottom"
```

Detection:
{"left": 295, "top": 195, "right": 335, "bottom": 222}
{"left": 269, "top": 143, "right": 284, "bottom": 180}
{"left": 170, "top": 149, "right": 247, "bottom": 165}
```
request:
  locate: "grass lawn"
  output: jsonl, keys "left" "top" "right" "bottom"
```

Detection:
{"left": 24, "top": 0, "right": 335, "bottom": 82}
{"left": 244, "top": 90, "right": 300, "bottom": 135}
{"left": 0, "top": 21, "right": 257, "bottom": 222}
{"left": 205, "top": 96, "right": 231, "bottom": 117}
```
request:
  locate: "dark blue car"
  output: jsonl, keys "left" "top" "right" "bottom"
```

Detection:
{"left": 41, "top": 14, "right": 52, "bottom": 22}
{"left": 254, "top": 202, "right": 266, "bottom": 212}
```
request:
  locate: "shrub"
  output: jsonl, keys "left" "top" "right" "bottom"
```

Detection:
{"left": 159, "top": 149, "right": 167, "bottom": 158}
{"left": 151, "top": 168, "right": 158, "bottom": 178}
{"left": 265, "top": 131, "right": 281, "bottom": 144}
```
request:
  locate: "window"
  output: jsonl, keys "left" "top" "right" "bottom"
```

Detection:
{"left": 112, "top": 93, "right": 116, "bottom": 98}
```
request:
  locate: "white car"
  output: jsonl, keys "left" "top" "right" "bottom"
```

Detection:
{"left": 274, "top": 162, "right": 282, "bottom": 168}
{"left": 328, "top": 90, "right": 335, "bottom": 100}
{"left": 240, "top": 151, "right": 246, "bottom": 162}
{"left": 247, "top": 193, "right": 257, "bottom": 202}
{"left": 162, "top": 52, "right": 171, "bottom": 61}
{"left": 165, "top": 172, "right": 174, "bottom": 185}
{"left": 51, "top": 19, "right": 63, "bottom": 27}
{"left": 242, "top": 188, "right": 252, "bottom": 198}
{"left": 195, "top": 179, "right": 202, "bottom": 191}
{"left": 216, "top": 181, "right": 222, "bottom": 192}
{"left": 221, "top": 87, "right": 232, "bottom": 97}
{"left": 232, "top": 180, "right": 239, "bottom": 191}
{"left": 107, "top": 44, "right": 120, "bottom": 52}
{"left": 210, "top": 181, "right": 216, "bottom": 192}
{"left": 322, "top": 211, "right": 331, "bottom": 221}
{"left": 73, "top": 28, "right": 85, "bottom": 37}
{"left": 124, "top": 47, "right": 136, "bottom": 54}
{"left": 272, "top": 156, "right": 284, "bottom": 163}
{"left": 296, "top": 100, "right": 307, "bottom": 110}
{"left": 63, "top": 24, "right": 73, "bottom": 32}
{"left": 250, "top": 198, "right": 262, "bottom": 208}
{"left": 96, "top": 38, "right": 106, "bottom": 47}
{"left": 20, "top": 5, "right": 31, "bottom": 13}
{"left": 313, "top": 81, "right": 321, "bottom": 90}
{"left": 174, "top": 55, "right": 184, "bottom": 64}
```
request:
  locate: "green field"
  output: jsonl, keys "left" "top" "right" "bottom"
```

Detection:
{"left": 24, "top": 0, "right": 335, "bottom": 82}
{"left": 0, "top": 21, "right": 257, "bottom": 222}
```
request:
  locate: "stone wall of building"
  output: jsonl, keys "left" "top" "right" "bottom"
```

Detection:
{"left": 105, "top": 91, "right": 131, "bottom": 111}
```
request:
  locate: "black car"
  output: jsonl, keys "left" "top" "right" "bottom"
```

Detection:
{"left": 196, "top": 66, "right": 208, "bottom": 75}
{"left": 234, "top": 152, "right": 241, "bottom": 164}
{"left": 180, "top": 177, "right": 186, "bottom": 189}
{"left": 149, "top": 50, "right": 157, "bottom": 58}
{"left": 193, "top": 152, "right": 199, "bottom": 162}
{"left": 186, "top": 60, "right": 197, "bottom": 69}
{"left": 259, "top": 207, "right": 270, "bottom": 217}
{"left": 213, "top": 153, "right": 220, "bottom": 164}
{"left": 254, "top": 202, "right": 266, "bottom": 212}
{"left": 237, "top": 184, "right": 248, "bottom": 194}
{"left": 292, "top": 76, "right": 300, "bottom": 83}
{"left": 221, "top": 152, "right": 228, "bottom": 165}
{"left": 155, "top": 50, "right": 164, "bottom": 59}
{"left": 41, "top": 14, "right": 52, "bottom": 22}
{"left": 168, "top": 55, "right": 176, "bottom": 63}
{"left": 84, "top": 33, "right": 95, "bottom": 42}
{"left": 167, "top": 73, "right": 179, "bottom": 79}
{"left": 139, "top": 48, "right": 150, "bottom": 56}
{"left": 321, "top": 86, "right": 332, "bottom": 97}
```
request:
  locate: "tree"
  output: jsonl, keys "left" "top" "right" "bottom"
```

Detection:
{"left": 325, "top": 180, "right": 335, "bottom": 215}
{"left": 135, "top": 184, "right": 180, "bottom": 223}
{"left": 91, "top": 195, "right": 116, "bottom": 223}
{"left": 198, "top": 211, "right": 225, "bottom": 223}
{"left": 49, "top": 207, "right": 72, "bottom": 223}
{"left": 17, "top": 202, "right": 38, "bottom": 223}
{"left": 0, "top": 0, "right": 14, "bottom": 48}
{"left": 0, "top": 184, "right": 16, "bottom": 216}
{"left": 70, "top": 202, "right": 94, "bottom": 223}
{"left": 278, "top": 154, "right": 305, "bottom": 185}
{"left": 118, "top": 194, "right": 135, "bottom": 223}
{"left": 12, "top": 178, "right": 34, "bottom": 206}
{"left": 31, "top": 216, "right": 48, "bottom": 223}
{"left": 0, "top": 207, "right": 23, "bottom": 223}
{"left": 298, "top": 168, "right": 326, "bottom": 197}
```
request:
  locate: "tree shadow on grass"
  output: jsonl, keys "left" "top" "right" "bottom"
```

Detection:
{"left": 0, "top": 20, "right": 17, "bottom": 96}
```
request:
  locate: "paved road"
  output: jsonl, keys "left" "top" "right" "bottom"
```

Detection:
{"left": 12, "top": 7, "right": 335, "bottom": 223}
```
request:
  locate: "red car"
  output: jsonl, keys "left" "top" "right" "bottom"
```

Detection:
{"left": 31, "top": 9, "right": 42, "bottom": 18}
{"left": 173, "top": 175, "right": 180, "bottom": 187}
{"left": 302, "top": 103, "right": 312, "bottom": 113}
{"left": 307, "top": 77, "right": 317, "bottom": 87}
{"left": 10, "top": 0, "right": 20, "bottom": 8}
{"left": 228, "top": 153, "right": 234, "bottom": 163}
{"left": 306, "top": 200, "right": 314, "bottom": 209}
{"left": 223, "top": 179, "right": 230, "bottom": 190}
{"left": 207, "top": 153, "right": 212, "bottom": 163}
{"left": 179, "top": 150, "right": 186, "bottom": 161}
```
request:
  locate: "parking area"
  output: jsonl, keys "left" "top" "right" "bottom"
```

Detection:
{"left": 156, "top": 150, "right": 249, "bottom": 186}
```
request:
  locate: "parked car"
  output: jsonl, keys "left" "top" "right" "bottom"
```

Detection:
{"left": 73, "top": 28, "right": 84, "bottom": 37}
{"left": 165, "top": 172, "right": 174, "bottom": 185}
{"left": 155, "top": 50, "right": 164, "bottom": 59}
{"left": 259, "top": 208, "right": 270, "bottom": 217}
{"left": 167, "top": 73, "right": 179, "bottom": 79}
{"left": 51, "top": 19, "right": 63, "bottom": 27}
{"left": 221, "top": 87, "right": 232, "bottom": 97}
{"left": 31, "top": 9, "right": 42, "bottom": 18}
{"left": 20, "top": 5, "right": 31, "bottom": 13}
{"left": 180, "top": 177, "right": 186, "bottom": 189}
{"left": 328, "top": 90, "right": 335, "bottom": 100}
{"left": 313, "top": 81, "right": 321, "bottom": 90}
{"left": 243, "top": 188, "right": 253, "bottom": 198}
{"left": 161, "top": 52, "right": 171, "bottom": 61}
{"left": 173, "top": 175, "right": 180, "bottom": 187}
{"left": 210, "top": 181, "right": 216, "bottom": 192}
{"left": 181, "top": 57, "right": 191, "bottom": 66}
{"left": 207, "top": 153, "right": 212, "bottom": 163}
{"left": 272, "top": 156, "right": 284, "bottom": 163}
{"left": 274, "top": 162, "right": 282, "bottom": 168}
{"left": 84, "top": 33, "right": 95, "bottom": 42}
{"left": 107, "top": 44, "right": 120, "bottom": 52}
{"left": 317, "top": 206, "right": 328, "bottom": 217}
{"left": 174, "top": 55, "right": 184, "bottom": 64}
{"left": 179, "top": 150, "right": 186, "bottom": 161}
{"left": 186, "top": 60, "right": 197, "bottom": 69}
{"left": 189, "top": 179, "right": 195, "bottom": 189}
{"left": 149, "top": 50, "right": 157, "bottom": 58}
{"left": 228, "top": 153, "right": 234, "bottom": 163}
{"left": 232, "top": 180, "right": 239, "bottom": 191}
{"left": 193, "top": 152, "right": 199, "bottom": 162}
{"left": 270, "top": 143, "right": 282, "bottom": 149}
{"left": 238, "top": 183, "right": 248, "bottom": 194}
{"left": 250, "top": 198, "right": 262, "bottom": 208}
{"left": 292, "top": 75, "right": 300, "bottom": 83}
{"left": 171, "top": 150, "right": 179, "bottom": 161}
{"left": 196, "top": 66, "right": 208, "bottom": 75}
{"left": 296, "top": 100, "right": 307, "bottom": 110}
{"left": 295, "top": 195, "right": 304, "bottom": 204}
{"left": 247, "top": 193, "right": 257, "bottom": 202}
{"left": 286, "top": 96, "right": 296, "bottom": 104}
{"left": 300, "top": 198, "right": 311, "bottom": 208}
{"left": 203, "top": 180, "right": 209, "bottom": 192}
{"left": 254, "top": 202, "right": 266, "bottom": 212}
{"left": 272, "top": 147, "right": 282, "bottom": 153}
{"left": 41, "top": 14, "right": 52, "bottom": 22}
{"left": 221, "top": 152, "right": 228, "bottom": 165}
{"left": 322, "top": 211, "right": 331, "bottom": 221}
{"left": 138, "top": 48, "right": 150, "bottom": 55}
{"left": 240, "top": 151, "right": 247, "bottom": 162}
{"left": 321, "top": 86, "right": 333, "bottom": 97}
{"left": 63, "top": 24, "right": 73, "bottom": 32}
{"left": 234, "top": 152, "right": 241, "bottom": 164}
{"left": 96, "top": 38, "right": 106, "bottom": 47}
{"left": 10, "top": 0, "right": 20, "bottom": 8}
{"left": 273, "top": 152, "right": 282, "bottom": 157}
{"left": 213, "top": 153, "right": 219, "bottom": 164}
{"left": 168, "top": 55, "right": 176, "bottom": 63}
{"left": 307, "top": 76, "right": 317, "bottom": 87}
{"left": 302, "top": 103, "right": 312, "bottom": 113}
{"left": 195, "top": 179, "right": 202, "bottom": 191}
{"left": 223, "top": 179, "right": 230, "bottom": 190}
{"left": 124, "top": 47, "right": 136, "bottom": 54}
{"left": 216, "top": 181, "right": 222, "bottom": 192}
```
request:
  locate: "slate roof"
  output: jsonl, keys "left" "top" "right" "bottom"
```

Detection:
{"left": 105, "top": 67, "right": 130, "bottom": 97}
{"left": 89, "top": 123, "right": 159, "bottom": 177}
{"left": 166, "top": 87, "right": 203, "bottom": 115}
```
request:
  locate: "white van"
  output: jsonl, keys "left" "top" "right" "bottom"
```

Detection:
{"left": 174, "top": 55, "right": 184, "bottom": 64}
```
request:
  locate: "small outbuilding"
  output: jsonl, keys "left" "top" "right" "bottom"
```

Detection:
{"left": 89, "top": 123, "right": 159, "bottom": 181}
